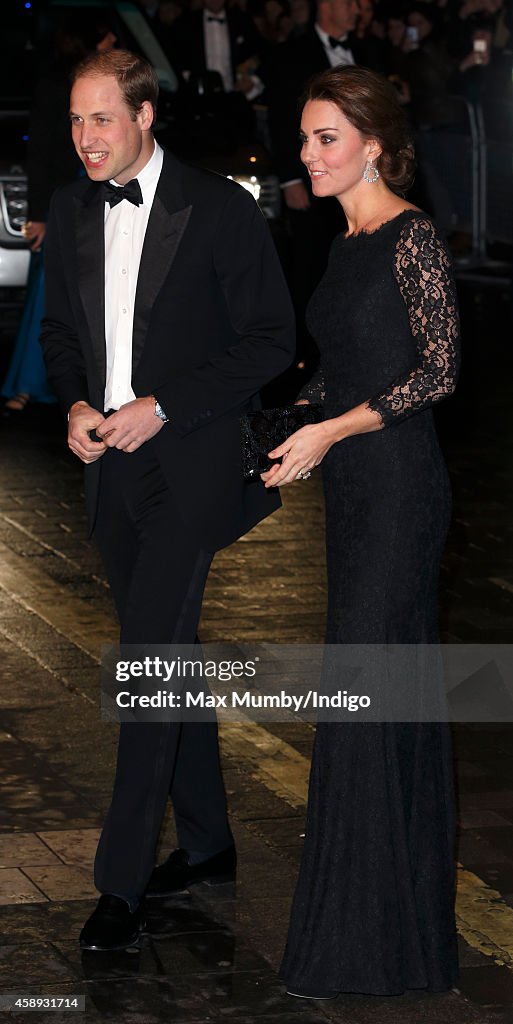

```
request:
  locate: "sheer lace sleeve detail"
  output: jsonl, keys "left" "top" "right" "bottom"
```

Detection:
{"left": 296, "top": 366, "right": 326, "bottom": 403}
{"left": 367, "top": 217, "right": 460, "bottom": 426}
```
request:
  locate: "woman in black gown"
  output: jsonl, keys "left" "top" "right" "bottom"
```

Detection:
{"left": 262, "top": 66, "right": 461, "bottom": 997}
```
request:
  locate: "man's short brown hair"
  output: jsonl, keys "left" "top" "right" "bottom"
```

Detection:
{"left": 71, "top": 49, "right": 159, "bottom": 119}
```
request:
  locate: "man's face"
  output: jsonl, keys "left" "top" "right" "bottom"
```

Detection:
{"left": 70, "top": 74, "right": 154, "bottom": 184}
{"left": 326, "top": 0, "right": 359, "bottom": 37}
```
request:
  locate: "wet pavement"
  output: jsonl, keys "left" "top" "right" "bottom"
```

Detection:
{"left": 0, "top": 282, "right": 513, "bottom": 1023}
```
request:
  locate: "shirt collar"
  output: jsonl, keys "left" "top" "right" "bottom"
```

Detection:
{"left": 204, "top": 7, "right": 227, "bottom": 22}
{"left": 315, "top": 24, "right": 349, "bottom": 48}
{"left": 109, "top": 139, "right": 163, "bottom": 206}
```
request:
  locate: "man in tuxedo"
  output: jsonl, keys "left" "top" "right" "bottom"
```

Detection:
{"left": 268, "top": 0, "right": 363, "bottom": 212}
{"left": 171, "top": 0, "right": 264, "bottom": 100}
{"left": 41, "top": 49, "right": 294, "bottom": 951}
{"left": 265, "top": 0, "right": 376, "bottom": 381}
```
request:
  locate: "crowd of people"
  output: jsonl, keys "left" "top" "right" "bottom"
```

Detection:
{"left": 2, "top": 0, "right": 510, "bottom": 412}
{"left": 138, "top": 0, "right": 513, "bottom": 133}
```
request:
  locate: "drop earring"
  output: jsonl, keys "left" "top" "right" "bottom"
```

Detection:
{"left": 363, "top": 158, "right": 380, "bottom": 183}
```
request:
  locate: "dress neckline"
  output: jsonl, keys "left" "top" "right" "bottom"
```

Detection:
{"left": 342, "top": 208, "right": 422, "bottom": 242}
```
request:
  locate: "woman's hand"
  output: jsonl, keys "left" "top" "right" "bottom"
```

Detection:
{"left": 260, "top": 401, "right": 384, "bottom": 488}
{"left": 261, "top": 420, "right": 336, "bottom": 488}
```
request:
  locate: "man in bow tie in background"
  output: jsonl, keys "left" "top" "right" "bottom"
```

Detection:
{"left": 170, "top": 0, "right": 264, "bottom": 100}
{"left": 41, "top": 49, "right": 294, "bottom": 952}
{"left": 266, "top": 0, "right": 374, "bottom": 379}
{"left": 268, "top": 0, "right": 364, "bottom": 214}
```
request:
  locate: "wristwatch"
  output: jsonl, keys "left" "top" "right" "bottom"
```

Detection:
{"left": 154, "top": 399, "right": 169, "bottom": 423}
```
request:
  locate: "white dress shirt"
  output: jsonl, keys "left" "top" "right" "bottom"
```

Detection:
{"left": 315, "top": 24, "right": 355, "bottom": 68}
{"left": 204, "top": 8, "right": 234, "bottom": 92}
{"left": 103, "top": 140, "right": 164, "bottom": 412}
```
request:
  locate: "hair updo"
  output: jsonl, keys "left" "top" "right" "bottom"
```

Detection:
{"left": 302, "top": 66, "right": 416, "bottom": 195}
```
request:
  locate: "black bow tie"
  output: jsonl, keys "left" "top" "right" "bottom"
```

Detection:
{"left": 328, "top": 35, "right": 348, "bottom": 48}
{"left": 207, "top": 14, "right": 226, "bottom": 22}
{"left": 103, "top": 178, "right": 143, "bottom": 208}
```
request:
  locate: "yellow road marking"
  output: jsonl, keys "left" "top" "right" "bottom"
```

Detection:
{"left": 219, "top": 720, "right": 310, "bottom": 809}
{"left": 456, "top": 867, "right": 513, "bottom": 967}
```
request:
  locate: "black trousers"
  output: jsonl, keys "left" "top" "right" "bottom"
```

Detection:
{"left": 92, "top": 442, "right": 232, "bottom": 905}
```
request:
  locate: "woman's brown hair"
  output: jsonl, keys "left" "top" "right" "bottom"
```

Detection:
{"left": 302, "top": 66, "right": 416, "bottom": 195}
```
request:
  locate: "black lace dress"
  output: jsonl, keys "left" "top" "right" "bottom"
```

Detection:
{"left": 280, "top": 211, "right": 461, "bottom": 996}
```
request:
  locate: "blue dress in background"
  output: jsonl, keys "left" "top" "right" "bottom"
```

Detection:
{"left": 1, "top": 249, "right": 56, "bottom": 405}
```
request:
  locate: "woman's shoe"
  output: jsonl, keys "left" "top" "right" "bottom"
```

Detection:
{"left": 286, "top": 988, "right": 338, "bottom": 1000}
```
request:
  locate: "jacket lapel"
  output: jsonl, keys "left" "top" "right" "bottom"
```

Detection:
{"left": 131, "top": 151, "right": 192, "bottom": 376}
{"left": 74, "top": 183, "right": 107, "bottom": 385}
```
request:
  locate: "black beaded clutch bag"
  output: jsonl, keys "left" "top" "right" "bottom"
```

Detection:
{"left": 240, "top": 404, "right": 322, "bottom": 480}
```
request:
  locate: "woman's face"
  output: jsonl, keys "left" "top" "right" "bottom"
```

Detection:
{"left": 300, "top": 99, "right": 379, "bottom": 200}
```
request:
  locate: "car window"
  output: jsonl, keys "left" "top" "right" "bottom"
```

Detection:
{"left": 117, "top": 6, "right": 178, "bottom": 91}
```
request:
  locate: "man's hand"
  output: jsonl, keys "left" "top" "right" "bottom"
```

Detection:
{"left": 283, "top": 182, "right": 310, "bottom": 211}
{"left": 22, "top": 221, "right": 46, "bottom": 251}
{"left": 68, "top": 401, "right": 108, "bottom": 464}
{"left": 96, "top": 395, "right": 165, "bottom": 453}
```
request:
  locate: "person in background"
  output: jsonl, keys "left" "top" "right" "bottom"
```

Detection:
{"left": 1, "top": 12, "right": 116, "bottom": 415}
{"left": 454, "top": 16, "right": 513, "bottom": 135}
{"left": 252, "top": 0, "right": 293, "bottom": 45}
{"left": 288, "top": 0, "right": 313, "bottom": 36}
{"left": 170, "top": 0, "right": 265, "bottom": 100}
{"left": 448, "top": 0, "right": 506, "bottom": 56}
{"left": 154, "top": 0, "right": 184, "bottom": 57}
{"left": 266, "top": 0, "right": 373, "bottom": 384}
{"left": 354, "top": 0, "right": 387, "bottom": 68}
{"left": 382, "top": 7, "right": 411, "bottom": 102}
{"left": 401, "top": 4, "right": 462, "bottom": 127}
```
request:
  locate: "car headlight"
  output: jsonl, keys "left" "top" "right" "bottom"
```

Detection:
{"left": 3, "top": 180, "right": 28, "bottom": 234}
{"left": 227, "top": 174, "right": 281, "bottom": 219}
{"left": 229, "top": 175, "right": 261, "bottom": 201}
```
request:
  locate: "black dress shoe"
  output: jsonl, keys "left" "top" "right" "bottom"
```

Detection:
{"left": 145, "top": 845, "right": 236, "bottom": 897}
{"left": 79, "top": 894, "right": 144, "bottom": 951}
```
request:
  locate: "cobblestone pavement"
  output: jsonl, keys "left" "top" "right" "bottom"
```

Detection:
{"left": 0, "top": 283, "right": 513, "bottom": 1024}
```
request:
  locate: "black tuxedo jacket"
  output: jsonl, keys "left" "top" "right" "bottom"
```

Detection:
{"left": 171, "top": 8, "right": 262, "bottom": 80}
{"left": 41, "top": 149, "right": 295, "bottom": 550}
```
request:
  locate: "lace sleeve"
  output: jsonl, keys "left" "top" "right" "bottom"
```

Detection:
{"left": 367, "top": 217, "right": 460, "bottom": 426}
